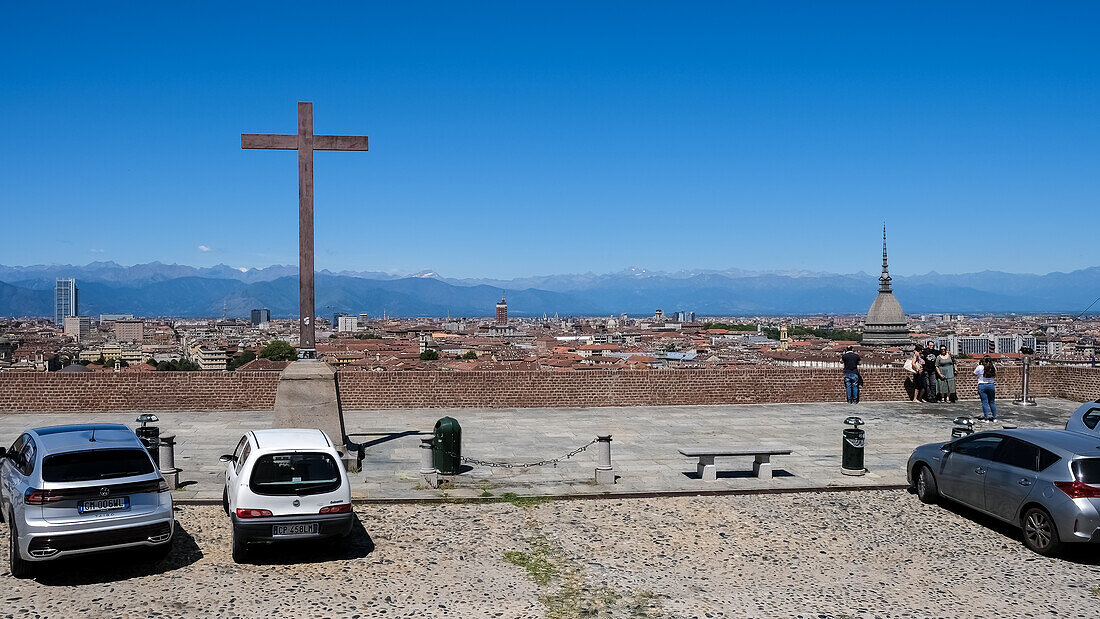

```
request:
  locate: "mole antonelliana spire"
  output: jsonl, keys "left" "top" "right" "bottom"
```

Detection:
{"left": 862, "top": 225, "right": 910, "bottom": 347}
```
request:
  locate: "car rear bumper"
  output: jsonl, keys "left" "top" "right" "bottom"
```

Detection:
{"left": 231, "top": 512, "right": 353, "bottom": 542}
{"left": 18, "top": 514, "right": 174, "bottom": 561}
{"left": 1049, "top": 498, "right": 1100, "bottom": 543}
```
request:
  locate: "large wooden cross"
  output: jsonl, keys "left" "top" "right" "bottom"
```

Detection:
{"left": 242, "top": 102, "right": 368, "bottom": 357}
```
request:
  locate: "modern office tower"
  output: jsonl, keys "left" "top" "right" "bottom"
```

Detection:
{"left": 337, "top": 315, "right": 359, "bottom": 332}
{"left": 251, "top": 308, "right": 271, "bottom": 326}
{"left": 496, "top": 296, "right": 508, "bottom": 325}
{"left": 54, "top": 278, "right": 77, "bottom": 325}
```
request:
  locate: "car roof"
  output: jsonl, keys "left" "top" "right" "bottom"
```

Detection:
{"left": 27, "top": 424, "right": 142, "bottom": 454}
{"left": 250, "top": 428, "right": 333, "bottom": 452}
{"left": 990, "top": 428, "right": 1100, "bottom": 457}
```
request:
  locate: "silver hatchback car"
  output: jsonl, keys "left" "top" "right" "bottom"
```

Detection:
{"left": 0, "top": 424, "right": 174, "bottom": 578}
{"left": 907, "top": 428, "right": 1100, "bottom": 555}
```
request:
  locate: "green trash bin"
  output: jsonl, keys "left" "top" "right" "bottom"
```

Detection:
{"left": 841, "top": 416, "right": 865, "bottom": 476}
{"left": 433, "top": 416, "right": 462, "bottom": 474}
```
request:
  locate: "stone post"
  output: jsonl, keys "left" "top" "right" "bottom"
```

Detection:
{"left": 420, "top": 436, "right": 439, "bottom": 489}
{"left": 594, "top": 435, "right": 615, "bottom": 485}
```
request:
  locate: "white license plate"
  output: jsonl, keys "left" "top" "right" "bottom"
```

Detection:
{"left": 273, "top": 523, "right": 319, "bottom": 536}
{"left": 79, "top": 496, "right": 130, "bottom": 513}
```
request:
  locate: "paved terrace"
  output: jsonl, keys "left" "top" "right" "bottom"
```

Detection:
{"left": 0, "top": 399, "right": 1080, "bottom": 501}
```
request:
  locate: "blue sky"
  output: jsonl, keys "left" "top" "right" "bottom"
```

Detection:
{"left": 2, "top": 2, "right": 1097, "bottom": 278}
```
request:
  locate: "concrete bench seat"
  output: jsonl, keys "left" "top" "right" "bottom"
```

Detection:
{"left": 678, "top": 447, "right": 792, "bottom": 481}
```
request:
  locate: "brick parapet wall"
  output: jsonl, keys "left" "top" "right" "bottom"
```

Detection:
{"left": 0, "top": 365, "right": 1094, "bottom": 413}
{"left": 0, "top": 371, "right": 279, "bottom": 412}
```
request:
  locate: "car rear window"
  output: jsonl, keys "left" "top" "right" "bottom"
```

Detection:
{"left": 1073, "top": 459, "right": 1100, "bottom": 484}
{"left": 248, "top": 452, "right": 341, "bottom": 496}
{"left": 42, "top": 449, "right": 155, "bottom": 482}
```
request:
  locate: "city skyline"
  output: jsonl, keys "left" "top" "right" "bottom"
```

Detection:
{"left": 3, "top": 3, "right": 1098, "bottom": 278}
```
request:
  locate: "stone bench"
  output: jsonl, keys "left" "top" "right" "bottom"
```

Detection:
{"left": 678, "top": 447, "right": 793, "bottom": 481}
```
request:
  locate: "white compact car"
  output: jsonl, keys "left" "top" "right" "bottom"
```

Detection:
{"left": 221, "top": 429, "right": 352, "bottom": 562}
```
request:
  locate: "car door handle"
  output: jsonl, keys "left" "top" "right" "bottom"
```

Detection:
{"left": 974, "top": 467, "right": 986, "bottom": 475}
{"left": 1018, "top": 479, "right": 1032, "bottom": 486}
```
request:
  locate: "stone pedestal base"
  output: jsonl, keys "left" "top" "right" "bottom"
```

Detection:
{"left": 274, "top": 360, "right": 357, "bottom": 470}
{"left": 697, "top": 456, "right": 717, "bottom": 482}
{"left": 595, "top": 468, "right": 615, "bottom": 485}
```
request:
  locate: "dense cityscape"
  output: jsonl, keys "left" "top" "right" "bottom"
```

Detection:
{"left": 2, "top": 273, "right": 1097, "bottom": 374}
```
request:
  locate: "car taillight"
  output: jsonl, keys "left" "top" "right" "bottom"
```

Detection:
{"left": 24, "top": 488, "right": 63, "bottom": 505}
{"left": 236, "top": 508, "right": 273, "bottom": 518}
{"left": 1054, "top": 481, "right": 1100, "bottom": 499}
{"left": 319, "top": 503, "right": 351, "bottom": 514}
{"left": 157, "top": 478, "right": 170, "bottom": 493}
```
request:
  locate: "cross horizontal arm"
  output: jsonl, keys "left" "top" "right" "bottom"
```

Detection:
{"left": 240, "top": 134, "right": 368, "bottom": 151}
{"left": 313, "top": 135, "right": 369, "bottom": 151}
{"left": 241, "top": 134, "right": 297, "bottom": 150}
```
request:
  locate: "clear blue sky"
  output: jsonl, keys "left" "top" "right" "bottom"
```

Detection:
{"left": 2, "top": 2, "right": 1097, "bottom": 278}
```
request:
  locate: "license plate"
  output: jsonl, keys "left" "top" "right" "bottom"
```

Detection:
{"left": 273, "top": 523, "right": 319, "bottom": 537}
{"left": 79, "top": 496, "right": 130, "bottom": 513}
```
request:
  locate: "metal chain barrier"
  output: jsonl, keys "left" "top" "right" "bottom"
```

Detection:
{"left": 432, "top": 437, "right": 599, "bottom": 469}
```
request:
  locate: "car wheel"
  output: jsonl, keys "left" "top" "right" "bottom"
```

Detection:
{"left": 1022, "top": 506, "right": 1061, "bottom": 556}
{"left": 915, "top": 465, "right": 939, "bottom": 505}
{"left": 8, "top": 513, "right": 33, "bottom": 579}
{"left": 222, "top": 486, "right": 230, "bottom": 516}
{"left": 231, "top": 529, "right": 249, "bottom": 564}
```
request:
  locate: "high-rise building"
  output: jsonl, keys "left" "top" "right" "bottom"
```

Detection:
{"left": 496, "top": 296, "right": 508, "bottom": 325}
{"left": 63, "top": 316, "right": 93, "bottom": 341}
{"left": 337, "top": 315, "right": 359, "bottom": 332}
{"left": 862, "top": 227, "right": 911, "bottom": 346}
{"left": 251, "top": 308, "right": 271, "bottom": 326}
{"left": 54, "top": 278, "right": 77, "bottom": 325}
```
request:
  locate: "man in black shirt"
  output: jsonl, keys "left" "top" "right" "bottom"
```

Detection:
{"left": 922, "top": 341, "right": 940, "bottom": 402}
{"left": 841, "top": 346, "right": 861, "bottom": 404}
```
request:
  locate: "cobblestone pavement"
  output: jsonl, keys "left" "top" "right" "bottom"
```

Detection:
{"left": 0, "top": 399, "right": 1079, "bottom": 500}
{"left": 2, "top": 490, "right": 1099, "bottom": 618}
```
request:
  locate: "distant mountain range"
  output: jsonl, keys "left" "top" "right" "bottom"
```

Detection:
{"left": 1, "top": 261, "right": 1098, "bottom": 318}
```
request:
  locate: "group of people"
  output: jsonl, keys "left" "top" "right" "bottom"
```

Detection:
{"left": 903, "top": 341, "right": 958, "bottom": 403}
{"left": 841, "top": 341, "right": 1000, "bottom": 422}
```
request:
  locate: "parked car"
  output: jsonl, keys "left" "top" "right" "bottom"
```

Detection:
{"left": 1064, "top": 399, "right": 1100, "bottom": 435}
{"left": 0, "top": 423, "right": 174, "bottom": 578}
{"left": 908, "top": 428, "right": 1100, "bottom": 555}
{"left": 221, "top": 429, "right": 353, "bottom": 563}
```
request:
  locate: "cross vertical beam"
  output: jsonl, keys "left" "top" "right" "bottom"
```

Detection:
{"left": 242, "top": 102, "right": 368, "bottom": 358}
{"left": 298, "top": 102, "right": 315, "bottom": 354}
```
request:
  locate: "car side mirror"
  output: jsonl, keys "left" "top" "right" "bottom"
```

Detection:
{"left": 940, "top": 445, "right": 952, "bottom": 454}
{"left": 219, "top": 454, "right": 237, "bottom": 463}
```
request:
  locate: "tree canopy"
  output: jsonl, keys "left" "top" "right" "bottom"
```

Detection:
{"left": 260, "top": 340, "right": 298, "bottom": 361}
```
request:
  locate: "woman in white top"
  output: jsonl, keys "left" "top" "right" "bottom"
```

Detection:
{"left": 974, "top": 355, "right": 997, "bottom": 422}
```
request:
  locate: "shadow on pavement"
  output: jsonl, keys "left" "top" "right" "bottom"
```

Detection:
{"left": 682, "top": 469, "right": 795, "bottom": 480}
{"left": 31, "top": 519, "right": 203, "bottom": 586}
{"left": 937, "top": 498, "right": 1100, "bottom": 566}
{"left": 349, "top": 430, "right": 424, "bottom": 448}
{"left": 243, "top": 514, "right": 375, "bottom": 565}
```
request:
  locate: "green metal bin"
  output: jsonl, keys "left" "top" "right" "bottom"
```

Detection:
{"left": 433, "top": 416, "right": 462, "bottom": 474}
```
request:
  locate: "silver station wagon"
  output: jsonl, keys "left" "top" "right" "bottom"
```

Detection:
{"left": 908, "top": 428, "right": 1100, "bottom": 555}
{"left": 0, "top": 423, "right": 174, "bottom": 578}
